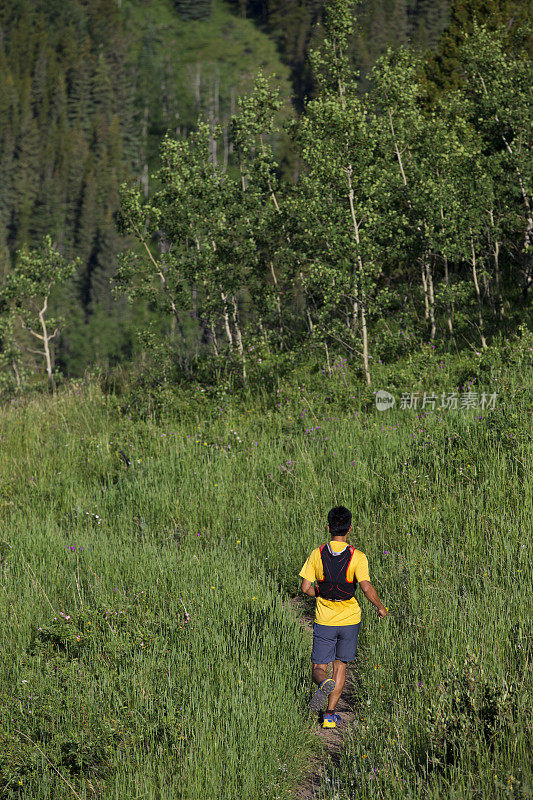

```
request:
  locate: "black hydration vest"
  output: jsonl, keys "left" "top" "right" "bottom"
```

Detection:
{"left": 316, "top": 542, "right": 357, "bottom": 601}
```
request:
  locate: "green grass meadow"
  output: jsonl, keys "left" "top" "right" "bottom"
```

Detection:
{"left": 0, "top": 357, "right": 531, "bottom": 798}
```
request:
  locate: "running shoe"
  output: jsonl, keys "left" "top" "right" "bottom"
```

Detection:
{"left": 322, "top": 712, "right": 342, "bottom": 729}
{"left": 309, "top": 678, "right": 336, "bottom": 712}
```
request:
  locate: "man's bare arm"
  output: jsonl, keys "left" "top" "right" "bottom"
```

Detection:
{"left": 359, "top": 580, "right": 388, "bottom": 617}
{"left": 301, "top": 578, "right": 316, "bottom": 597}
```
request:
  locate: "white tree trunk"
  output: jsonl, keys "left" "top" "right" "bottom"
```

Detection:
{"left": 347, "top": 167, "right": 372, "bottom": 385}
{"left": 493, "top": 238, "right": 504, "bottom": 320}
{"left": 324, "top": 340, "right": 332, "bottom": 376}
{"left": 39, "top": 296, "right": 55, "bottom": 388}
{"left": 443, "top": 255, "right": 454, "bottom": 337}
{"left": 360, "top": 294, "right": 371, "bottom": 386}
{"left": 470, "top": 232, "right": 488, "bottom": 349}
{"left": 421, "top": 261, "right": 429, "bottom": 322}
{"left": 209, "top": 320, "right": 219, "bottom": 357}
{"left": 220, "top": 291, "right": 233, "bottom": 348}
{"left": 231, "top": 296, "right": 246, "bottom": 381}
{"left": 269, "top": 261, "right": 283, "bottom": 330}
{"left": 426, "top": 260, "right": 436, "bottom": 339}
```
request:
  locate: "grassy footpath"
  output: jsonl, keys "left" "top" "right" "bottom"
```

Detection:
{"left": 0, "top": 350, "right": 531, "bottom": 798}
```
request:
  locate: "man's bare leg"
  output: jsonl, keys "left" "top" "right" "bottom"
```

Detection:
{"left": 326, "top": 660, "right": 346, "bottom": 711}
{"left": 309, "top": 663, "right": 336, "bottom": 711}
{"left": 312, "top": 663, "right": 329, "bottom": 686}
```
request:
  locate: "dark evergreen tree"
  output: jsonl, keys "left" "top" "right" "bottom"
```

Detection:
{"left": 12, "top": 76, "right": 40, "bottom": 250}
{"left": 76, "top": 168, "right": 97, "bottom": 303}
{"left": 425, "top": 0, "right": 532, "bottom": 99}
{"left": 67, "top": 38, "right": 95, "bottom": 136}
{"left": 175, "top": 1, "right": 214, "bottom": 21}
{"left": 90, "top": 218, "right": 121, "bottom": 311}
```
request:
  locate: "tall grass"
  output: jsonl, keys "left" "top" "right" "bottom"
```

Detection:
{"left": 0, "top": 354, "right": 531, "bottom": 798}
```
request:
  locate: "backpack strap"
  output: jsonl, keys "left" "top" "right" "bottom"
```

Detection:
{"left": 316, "top": 544, "right": 326, "bottom": 596}
{"left": 345, "top": 545, "right": 356, "bottom": 582}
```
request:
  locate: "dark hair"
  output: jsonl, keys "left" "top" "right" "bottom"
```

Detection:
{"left": 327, "top": 505, "right": 352, "bottom": 536}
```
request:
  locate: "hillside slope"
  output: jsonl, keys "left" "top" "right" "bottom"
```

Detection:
{"left": 123, "top": 0, "right": 292, "bottom": 172}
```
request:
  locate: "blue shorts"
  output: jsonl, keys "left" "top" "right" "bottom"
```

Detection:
{"left": 311, "top": 622, "right": 361, "bottom": 664}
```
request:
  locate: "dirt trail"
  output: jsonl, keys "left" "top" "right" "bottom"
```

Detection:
{"left": 289, "top": 597, "right": 360, "bottom": 800}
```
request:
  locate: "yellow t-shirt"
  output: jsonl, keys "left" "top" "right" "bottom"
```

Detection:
{"left": 299, "top": 542, "right": 370, "bottom": 626}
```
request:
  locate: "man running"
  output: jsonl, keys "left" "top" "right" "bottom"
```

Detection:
{"left": 299, "top": 505, "right": 388, "bottom": 728}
